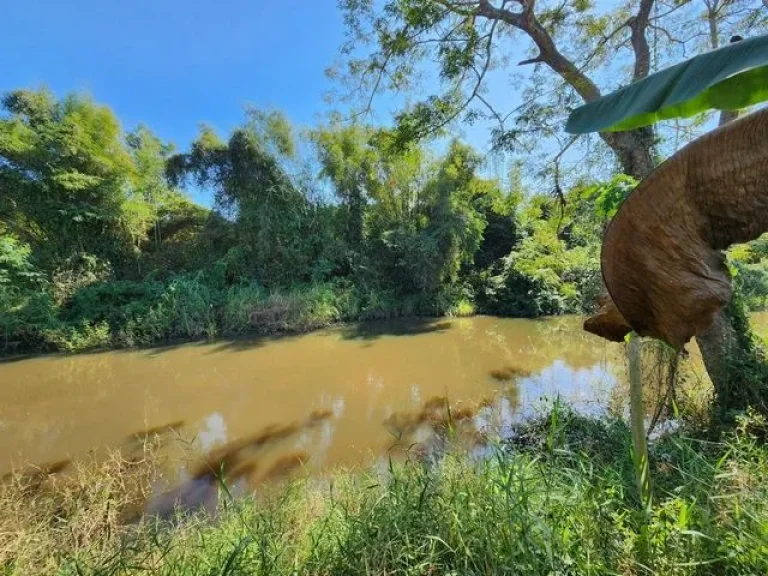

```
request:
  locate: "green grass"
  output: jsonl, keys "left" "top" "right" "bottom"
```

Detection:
{"left": 2, "top": 410, "right": 767, "bottom": 575}
{"left": 2, "top": 277, "right": 473, "bottom": 354}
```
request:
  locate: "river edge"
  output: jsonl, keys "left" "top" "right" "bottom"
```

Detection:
{"left": 0, "top": 310, "right": 484, "bottom": 361}
{"left": 2, "top": 407, "right": 767, "bottom": 575}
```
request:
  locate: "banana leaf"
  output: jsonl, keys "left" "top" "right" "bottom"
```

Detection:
{"left": 565, "top": 34, "right": 768, "bottom": 134}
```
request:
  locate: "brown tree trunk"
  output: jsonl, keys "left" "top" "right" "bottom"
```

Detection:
{"left": 606, "top": 127, "right": 656, "bottom": 181}
{"left": 696, "top": 308, "right": 737, "bottom": 403}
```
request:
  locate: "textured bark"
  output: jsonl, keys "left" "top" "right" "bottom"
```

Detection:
{"left": 696, "top": 308, "right": 737, "bottom": 395}
{"left": 585, "top": 108, "right": 768, "bottom": 349}
{"left": 607, "top": 128, "right": 656, "bottom": 181}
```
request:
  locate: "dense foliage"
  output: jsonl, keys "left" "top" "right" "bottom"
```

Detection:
{"left": 2, "top": 89, "right": 767, "bottom": 354}
{"left": 0, "top": 89, "right": 619, "bottom": 354}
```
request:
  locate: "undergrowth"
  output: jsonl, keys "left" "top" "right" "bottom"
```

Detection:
{"left": 1, "top": 410, "right": 767, "bottom": 575}
{"left": 1, "top": 277, "right": 472, "bottom": 355}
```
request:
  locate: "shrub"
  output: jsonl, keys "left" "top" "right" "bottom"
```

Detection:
{"left": 160, "top": 276, "right": 218, "bottom": 339}
{"left": 66, "top": 280, "right": 164, "bottom": 327}
{"left": 41, "top": 321, "right": 112, "bottom": 352}
{"left": 50, "top": 252, "right": 113, "bottom": 306}
{"left": 734, "top": 259, "right": 768, "bottom": 311}
{"left": 221, "top": 281, "right": 267, "bottom": 333}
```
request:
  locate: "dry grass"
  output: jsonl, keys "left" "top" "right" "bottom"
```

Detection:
{"left": 0, "top": 448, "right": 158, "bottom": 575}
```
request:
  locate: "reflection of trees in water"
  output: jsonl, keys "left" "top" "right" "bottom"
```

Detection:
{"left": 128, "top": 420, "right": 184, "bottom": 442}
{"left": 2, "top": 458, "right": 71, "bottom": 483}
{"left": 382, "top": 392, "right": 521, "bottom": 464}
{"left": 340, "top": 319, "right": 453, "bottom": 342}
{"left": 509, "top": 317, "right": 617, "bottom": 372}
{"left": 450, "top": 317, "right": 622, "bottom": 384}
{"left": 190, "top": 409, "right": 331, "bottom": 481}
{"left": 489, "top": 366, "right": 531, "bottom": 382}
{"left": 145, "top": 410, "right": 333, "bottom": 517}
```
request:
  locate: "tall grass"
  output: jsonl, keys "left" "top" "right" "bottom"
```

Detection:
{"left": 3, "top": 275, "right": 473, "bottom": 354}
{"left": 2, "top": 411, "right": 767, "bottom": 575}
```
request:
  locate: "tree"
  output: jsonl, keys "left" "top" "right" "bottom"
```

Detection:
{"left": 311, "top": 124, "right": 381, "bottom": 251}
{"left": 167, "top": 115, "right": 316, "bottom": 286}
{"left": 337, "top": 0, "right": 765, "bottom": 182}
{"left": 0, "top": 89, "right": 134, "bottom": 269}
{"left": 314, "top": 124, "right": 503, "bottom": 295}
{"left": 125, "top": 125, "right": 177, "bottom": 250}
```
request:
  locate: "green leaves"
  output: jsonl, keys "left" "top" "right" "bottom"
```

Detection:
{"left": 566, "top": 34, "right": 768, "bottom": 133}
{"left": 0, "top": 89, "right": 135, "bottom": 268}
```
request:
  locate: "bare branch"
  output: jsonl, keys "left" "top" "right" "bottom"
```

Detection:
{"left": 650, "top": 0, "right": 694, "bottom": 22}
{"left": 629, "top": 0, "right": 656, "bottom": 81}
{"left": 518, "top": 55, "right": 545, "bottom": 65}
{"left": 649, "top": 23, "right": 689, "bottom": 55}
{"left": 578, "top": 18, "right": 633, "bottom": 73}
{"left": 475, "top": 92, "right": 505, "bottom": 129}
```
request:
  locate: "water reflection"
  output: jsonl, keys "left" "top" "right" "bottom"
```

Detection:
{"left": 0, "top": 314, "right": 641, "bottom": 509}
{"left": 489, "top": 366, "right": 531, "bottom": 381}
{"left": 197, "top": 413, "right": 227, "bottom": 452}
{"left": 340, "top": 319, "right": 453, "bottom": 341}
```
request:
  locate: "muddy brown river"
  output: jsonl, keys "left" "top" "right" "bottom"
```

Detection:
{"left": 1, "top": 313, "right": 766, "bottom": 510}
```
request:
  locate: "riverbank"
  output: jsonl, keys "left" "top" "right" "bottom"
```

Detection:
{"left": 2, "top": 279, "right": 476, "bottom": 355}
{"left": 2, "top": 409, "right": 766, "bottom": 575}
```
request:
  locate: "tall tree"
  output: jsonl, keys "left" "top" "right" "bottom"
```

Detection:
{"left": 312, "top": 124, "right": 380, "bottom": 251}
{"left": 125, "top": 125, "right": 177, "bottom": 250}
{"left": 0, "top": 89, "right": 134, "bottom": 268}
{"left": 337, "top": 0, "right": 765, "bottom": 181}
{"left": 167, "top": 115, "right": 314, "bottom": 286}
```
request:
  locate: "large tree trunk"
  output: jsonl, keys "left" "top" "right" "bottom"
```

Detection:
{"left": 696, "top": 308, "right": 739, "bottom": 412}
{"left": 697, "top": 299, "right": 768, "bottom": 419}
{"left": 605, "top": 127, "right": 656, "bottom": 182}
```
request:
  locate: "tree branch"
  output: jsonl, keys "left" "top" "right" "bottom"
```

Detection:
{"left": 578, "top": 18, "right": 633, "bottom": 73}
{"left": 468, "top": 0, "right": 603, "bottom": 102}
{"left": 629, "top": 0, "right": 655, "bottom": 81}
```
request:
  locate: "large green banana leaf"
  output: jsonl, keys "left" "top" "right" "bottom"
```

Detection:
{"left": 565, "top": 34, "right": 768, "bottom": 134}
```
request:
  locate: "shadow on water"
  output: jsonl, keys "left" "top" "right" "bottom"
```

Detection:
{"left": 261, "top": 452, "right": 310, "bottom": 482}
{"left": 340, "top": 318, "right": 453, "bottom": 342}
{"left": 489, "top": 366, "right": 532, "bottom": 382}
{"left": 127, "top": 420, "right": 185, "bottom": 442}
{"left": 110, "top": 331, "right": 302, "bottom": 358}
{"left": 200, "top": 331, "right": 304, "bottom": 355}
{"left": 146, "top": 410, "right": 332, "bottom": 518}
{"left": 0, "top": 352, "right": 45, "bottom": 365}
{"left": 2, "top": 459, "right": 72, "bottom": 482}
{"left": 1, "top": 316, "right": 456, "bottom": 362}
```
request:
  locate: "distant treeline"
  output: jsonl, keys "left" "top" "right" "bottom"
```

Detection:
{"left": 2, "top": 89, "right": 766, "bottom": 353}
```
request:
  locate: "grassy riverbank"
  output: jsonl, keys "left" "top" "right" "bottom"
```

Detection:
{"left": 3, "top": 410, "right": 767, "bottom": 575}
{"left": 2, "top": 277, "right": 476, "bottom": 354}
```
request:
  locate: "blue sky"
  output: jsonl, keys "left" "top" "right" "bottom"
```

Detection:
{"left": 1, "top": 0, "right": 563, "bottom": 204}
{"left": 2, "top": 0, "right": 511, "bottom": 205}
{"left": 2, "top": 1, "right": 350, "bottom": 149}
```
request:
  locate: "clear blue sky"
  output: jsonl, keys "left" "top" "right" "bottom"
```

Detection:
{"left": 1, "top": 0, "right": 540, "bottom": 205}
{"left": 2, "top": 1, "right": 350, "bottom": 150}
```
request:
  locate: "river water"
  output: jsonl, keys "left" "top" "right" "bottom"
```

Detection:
{"left": 1, "top": 313, "right": 766, "bottom": 508}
